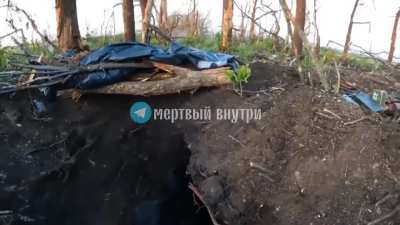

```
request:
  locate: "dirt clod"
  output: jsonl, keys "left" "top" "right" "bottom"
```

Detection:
{"left": 200, "top": 176, "right": 225, "bottom": 207}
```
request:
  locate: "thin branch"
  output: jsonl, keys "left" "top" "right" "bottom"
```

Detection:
{"left": 233, "top": 0, "right": 283, "bottom": 41}
{"left": 367, "top": 204, "right": 400, "bottom": 225}
{"left": 0, "top": 29, "right": 20, "bottom": 40}
{"left": 334, "top": 61, "right": 341, "bottom": 94}
{"left": 188, "top": 183, "right": 220, "bottom": 225}
{"left": 344, "top": 117, "right": 366, "bottom": 126}
{"left": 149, "top": 25, "right": 173, "bottom": 42}
{"left": 352, "top": 43, "right": 388, "bottom": 65}
{"left": 8, "top": 3, "right": 57, "bottom": 49}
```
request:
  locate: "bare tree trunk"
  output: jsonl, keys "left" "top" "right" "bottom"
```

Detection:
{"left": 194, "top": 10, "right": 199, "bottom": 36}
{"left": 159, "top": 0, "right": 168, "bottom": 31}
{"left": 221, "top": 0, "right": 233, "bottom": 51}
{"left": 343, "top": 0, "right": 360, "bottom": 58}
{"left": 123, "top": 0, "right": 136, "bottom": 42}
{"left": 293, "top": 0, "right": 306, "bottom": 58}
{"left": 388, "top": 8, "right": 400, "bottom": 63}
{"left": 141, "top": 0, "right": 154, "bottom": 43}
{"left": 279, "top": 0, "right": 293, "bottom": 43}
{"left": 189, "top": 0, "right": 199, "bottom": 36}
{"left": 239, "top": 4, "right": 248, "bottom": 41}
{"left": 55, "top": 0, "right": 82, "bottom": 51}
{"left": 313, "top": 0, "right": 320, "bottom": 58}
{"left": 140, "top": 0, "right": 147, "bottom": 19}
{"left": 249, "top": 0, "right": 258, "bottom": 40}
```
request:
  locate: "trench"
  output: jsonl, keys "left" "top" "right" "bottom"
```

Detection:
{"left": 0, "top": 94, "right": 213, "bottom": 225}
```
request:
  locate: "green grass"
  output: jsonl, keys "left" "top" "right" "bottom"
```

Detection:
{"left": 78, "top": 33, "right": 387, "bottom": 73}
{"left": 297, "top": 47, "right": 385, "bottom": 73}
{"left": 0, "top": 42, "right": 61, "bottom": 72}
{"left": 177, "top": 35, "right": 283, "bottom": 63}
{"left": 84, "top": 34, "right": 125, "bottom": 50}
{"left": 178, "top": 35, "right": 220, "bottom": 52}
{"left": 347, "top": 55, "right": 383, "bottom": 71}
{"left": 0, "top": 47, "right": 29, "bottom": 71}
{"left": 0, "top": 48, "right": 8, "bottom": 70}
{"left": 0, "top": 33, "right": 385, "bottom": 74}
{"left": 230, "top": 39, "right": 275, "bottom": 62}
{"left": 85, "top": 34, "right": 278, "bottom": 63}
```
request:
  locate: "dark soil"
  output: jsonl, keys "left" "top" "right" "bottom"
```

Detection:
{"left": 186, "top": 63, "right": 400, "bottom": 225}
{"left": 0, "top": 92, "right": 211, "bottom": 225}
{"left": 1, "top": 62, "right": 400, "bottom": 225}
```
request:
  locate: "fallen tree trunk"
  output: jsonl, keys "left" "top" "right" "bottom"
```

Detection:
{"left": 82, "top": 66, "right": 232, "bottom": 96}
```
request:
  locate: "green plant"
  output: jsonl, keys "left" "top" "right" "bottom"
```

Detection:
{"left": 347, "top": 55, "right": 383, "bottom": 71}
{"left": 28, "top": 42, "right": 58, "bottom": 59}
{"left": 0, "top": 48, "right": 7, "bottom": 71}
{"left": 85, "top": 34, "right": 124, "bottom": 50}
{"left": 226, "top": 64, "right": 251, "bottom": 96}
{"left": 179, "top": 35, "right": 220, "bottom": 52}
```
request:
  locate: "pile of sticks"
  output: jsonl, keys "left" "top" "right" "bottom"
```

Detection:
{"left": 0, "top": 61, "right": 233, "bottom": 96}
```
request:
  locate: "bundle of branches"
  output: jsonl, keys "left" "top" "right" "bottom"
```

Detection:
{"left": 0, "top": 61, "right": 233, "bottom": 96}
{"left": 0, "top": 62, "right": 154, "bottom": 94}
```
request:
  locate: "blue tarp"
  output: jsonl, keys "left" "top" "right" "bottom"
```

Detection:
{"left": 342, "top": 91, "right": 385, "bottom": 112}
{"left": 71, "top": 42, "right": 240, "bottom": 89}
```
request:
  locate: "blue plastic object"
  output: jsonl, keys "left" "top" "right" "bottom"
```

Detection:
{"left": 345, "top": 91, "right": 385, "bottom": 112}
{"left": 342, "top": 94, "right": 358, "bottom": 105}
{"left": 73, "top": 42, "right": 240, "bottom": 89}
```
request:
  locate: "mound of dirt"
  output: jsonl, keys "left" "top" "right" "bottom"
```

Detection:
{"left": 185, "top": 64, "right": 400, "bottom": 225}
{"left": 1, "top": 62, "right": 400, "bottom": 225}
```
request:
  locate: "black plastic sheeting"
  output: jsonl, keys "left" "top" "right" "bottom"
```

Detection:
{"left": 70, "top": 42, "right": 240, "bottom": 90}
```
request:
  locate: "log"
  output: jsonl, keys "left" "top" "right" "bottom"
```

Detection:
{"left": 82, "top": 66, "right": 233, "bottom": 96}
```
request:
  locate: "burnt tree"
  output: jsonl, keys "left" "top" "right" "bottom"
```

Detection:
{"left": 239, "top": 3, "right": 249, "bottom": 41}
{"left": 293, "top": 0, "right": 306, "bottom": 57}
{"left": 388, "top": 8, "right": 400, "bottom": 63}
{"left": 343, "top": 0, "right": 360, "bottom": 58}
{"left": 221, "top": 0, "right": 233, "bottom": 51}
{"left": 313, "top": 0, "right": 321, "bottom": 58}
{"left": 141, "top": 0, "right": 153, "bottom": 43}
{"left": 140, "top": 0, "right": 147, "bottom": 19}
{"left": 249, "top": 0, "right": 258, "bottom": 40}
{"left": 123, "top": 0, "right": 136, "bottom": 42}
{"left": 193, "top": 0, "right": 200, "bottom": 36}
{"left": 279, "top": 0, "right": 293, "bottom": 43}
{"left": 159, "top": 0, "right": 168, "bottom": 31}
{"left": 55, "top": 0, "right": 82, "bottom": 51}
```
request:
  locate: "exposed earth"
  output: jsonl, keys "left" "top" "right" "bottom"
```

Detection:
{"left": 1, "top": 62, "right": 400, "bottom": 225}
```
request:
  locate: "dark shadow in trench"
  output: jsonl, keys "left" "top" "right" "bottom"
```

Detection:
{"left": 3, "top": 121, "right": 212, "bottom": 225}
